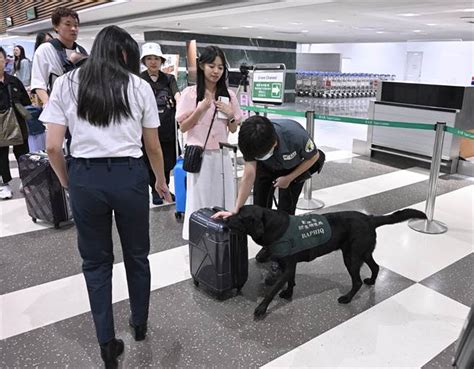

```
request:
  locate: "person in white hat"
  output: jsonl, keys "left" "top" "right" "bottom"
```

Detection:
{"left": 140, "top": 42, "right": 181, "bottom": 205}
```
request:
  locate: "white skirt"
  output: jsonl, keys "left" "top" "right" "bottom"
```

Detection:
{"left": 182, "top": 150, "right": 235, "bottom": 240}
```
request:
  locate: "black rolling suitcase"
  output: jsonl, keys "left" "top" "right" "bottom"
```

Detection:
{"left": 19, "top": 152, "right": 72, "bottom": 228}
{"left": 189, "top": 143, "right": 248, "bottom": 298}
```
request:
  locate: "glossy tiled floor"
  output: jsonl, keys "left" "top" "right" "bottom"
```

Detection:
{"left": 1, "top": 120, "right": 472, "bottom": 368}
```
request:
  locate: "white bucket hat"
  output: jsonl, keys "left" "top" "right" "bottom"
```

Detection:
{"left": 141, "top": 42, "right": 166, "bottom": 63}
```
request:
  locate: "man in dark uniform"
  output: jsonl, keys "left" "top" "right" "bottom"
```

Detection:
{"left": 140, "top": 42, "right": 181, "bottom": 205}
{"left": 214, "top": 115, "right": 324, "bottom": 264}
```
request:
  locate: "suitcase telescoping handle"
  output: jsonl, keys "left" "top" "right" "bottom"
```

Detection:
{"left": 219, "top": 142, "right": 238, "bottom": 153}
{"left": 219, "top": 142, "right": 239, "bottom": 210}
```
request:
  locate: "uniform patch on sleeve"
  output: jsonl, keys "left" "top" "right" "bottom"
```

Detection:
{"left": 305, "top": 139, "right": 315, "bottom": 153}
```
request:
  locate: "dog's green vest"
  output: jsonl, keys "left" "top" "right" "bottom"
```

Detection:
{"left": 269, "top": 214, "right": 332, "bottom": 257}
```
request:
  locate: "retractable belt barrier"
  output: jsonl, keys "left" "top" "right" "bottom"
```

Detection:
{"left": 241, "top": 104, "right": 474, "bottom": 235}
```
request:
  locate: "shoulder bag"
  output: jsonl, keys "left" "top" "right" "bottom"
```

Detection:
{"left": 0, "top": 85, "right": 24, "bottom": 147}
{"left": 183, "top": 108, "right": 217, "bottom": 173}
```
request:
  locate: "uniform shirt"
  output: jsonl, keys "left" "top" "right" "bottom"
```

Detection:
{"left": 40, "top": 70, "right": 160, "bottom": 158}
{"left": 176, "top": 85, "right": 241, "bottom": 150}
{"left": 243, "top": 119, "right": 318, "bottom": 171}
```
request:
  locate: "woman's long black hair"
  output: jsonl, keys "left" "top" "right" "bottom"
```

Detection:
{"left": 77, "top": 25, "right": 140, "bottom": 127}
{"left": 34, "top": 32, "right": 53, "bottom": 51}
{"left": 14, "top": 45, "right": 26, "bottom": 72}
{"left": 196, "top": 45, "right": 230, "bottom": 105}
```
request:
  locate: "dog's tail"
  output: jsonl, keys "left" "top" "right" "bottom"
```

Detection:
{"left": 370, "top": 209, "right": 427, "bottom": 229}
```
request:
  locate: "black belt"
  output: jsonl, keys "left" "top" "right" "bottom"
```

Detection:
{"left": 73, "top": 157, "right": 140, "bottom": 163}
{"left": 72, "top": 156, "right": 142, "bottom": 169}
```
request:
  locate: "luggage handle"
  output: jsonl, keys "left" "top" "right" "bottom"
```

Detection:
{"left": 219, "top": 142, "right": 238, "bottom": 153}
{"left": 212, "top": 206, "right": 226, "bottom": 213}
{"left": 219, "top": 142, "right": 239, "bottom": 209}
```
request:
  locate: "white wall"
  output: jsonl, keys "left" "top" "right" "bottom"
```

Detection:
{"left": 299, "top": 41, "right": 474, "bottom": 86}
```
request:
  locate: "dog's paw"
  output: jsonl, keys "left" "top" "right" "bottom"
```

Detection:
{"left": 254, "top": 305, "right": 268, "bottom": 319}
{"left": 338, "top": 295, "right": 352, "bottom": 304}
{"left": 363, "top": 278, "right": 376, "bottom": 285}
{"left": 279, "top": 289, "right": 293, "bottom": 300}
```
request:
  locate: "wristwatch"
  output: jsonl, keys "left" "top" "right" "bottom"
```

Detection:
{"left": 229, "top": 117, "right": 236, "bottom": 124}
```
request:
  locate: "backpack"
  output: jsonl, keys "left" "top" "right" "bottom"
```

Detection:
{"left": 151, "top": 74, "right": 177, "bottom": 143}
{"left": 48, "top": 39, "right": 88, "bottom": 92}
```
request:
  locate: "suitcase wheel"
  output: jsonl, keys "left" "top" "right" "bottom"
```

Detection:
{"left": 175, "top": 212, "right": 183, "bottom": 220}
{"left": 54, "top": 222, "right": 60, "bottom": 229}
{"left": 31, "top": 217, "right": 37, "bottom": 223}
{"left": 192, "top": 278, "right": 199, "bottom": 287}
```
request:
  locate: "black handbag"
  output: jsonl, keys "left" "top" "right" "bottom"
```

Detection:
{"left": 183, "top": 109, "right": 217, "bottom": 173}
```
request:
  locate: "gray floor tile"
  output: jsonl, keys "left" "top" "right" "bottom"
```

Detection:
{"left": 310, "top": 174, "right": 473, "bottom": 217}
{"left": 421, "top": 254, "right": 474, "bottom": 307}
{"left": 422, "top": 342, "right": 456, "bottom": 369}
{"left": 1, "top": 252, "right": 414, "bottom": 368}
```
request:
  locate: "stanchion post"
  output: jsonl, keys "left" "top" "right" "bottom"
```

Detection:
{"left": 297, "top": 111, "right": 325, "bottom": 210}
{"left": 409, "top": 122, "right": 448, "bottom": 234}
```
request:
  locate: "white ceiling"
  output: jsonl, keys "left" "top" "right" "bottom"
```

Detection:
{"left": 3, "top": 0, "right": 474, "bottom": 44}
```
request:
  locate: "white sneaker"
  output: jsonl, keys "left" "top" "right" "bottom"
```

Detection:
{"left": 0, "top": 184, "right": 13, "bottom": 200}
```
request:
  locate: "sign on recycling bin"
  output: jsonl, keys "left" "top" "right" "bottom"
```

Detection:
{"left": 251, "top": 65, "right": 286, "bottom": 104}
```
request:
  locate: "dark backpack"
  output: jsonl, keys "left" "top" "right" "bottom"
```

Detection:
{"left": 48, "top": 39, "right": 88, "bottom": 91}
{"left": 152, "top": 74, "right": 177, "bottom": 143}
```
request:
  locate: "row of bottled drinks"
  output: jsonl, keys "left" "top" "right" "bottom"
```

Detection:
{"left": 296, "top": 71, "right": 396, "bottom": 98}
{"left": 295, "top": 97, "right": 372, "bottom": 118}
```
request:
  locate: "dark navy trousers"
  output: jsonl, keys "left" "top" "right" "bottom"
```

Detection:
{"left": 254, "top": 162, "right": 305, "bottom": 215}
{"left": 68, "top": 157, "right": 151, "bottom": 344}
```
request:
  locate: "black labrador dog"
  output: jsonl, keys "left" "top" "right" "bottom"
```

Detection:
{"left": 225, "top": 205, "right": 426, "bottom": 318}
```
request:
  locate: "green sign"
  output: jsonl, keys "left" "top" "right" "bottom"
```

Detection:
{"left": 252, "top": 82, "right": 283, "bottom": 99}
{"left": 251, "top": 69, "right": 285, "bottom": 104}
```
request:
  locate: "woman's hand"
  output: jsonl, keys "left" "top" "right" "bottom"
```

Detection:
{"left": 215, "top": 100, "right": 234, "bottom": 119}
{"left": 155, "top": 179, "right": 173, "bottom": 203}
{"left": 212, "top": 210, "right": 234, "bottom": 219}
{"left": 197, "top": 97, "right": 212, "bottom": 114}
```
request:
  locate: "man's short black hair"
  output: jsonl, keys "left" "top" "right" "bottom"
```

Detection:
{"left": 52, "top": 7, "right": 80, "bottom": 27}
{"left": 238, "top": 116, "right": 277, "bottom": 159}
{"left": 0, "top": 46, "right": 6, "bottom": 59}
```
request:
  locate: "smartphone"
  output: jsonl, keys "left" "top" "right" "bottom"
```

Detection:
{"left": 217, "top": 96, "right": 230, "bottom": 119}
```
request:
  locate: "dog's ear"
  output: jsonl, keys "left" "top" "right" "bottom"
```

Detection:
{"left": 225, "top": 213, "right": 246, "bottom": 234}
{"left": 241, "top": 213, "right": 264, "bottom": 241}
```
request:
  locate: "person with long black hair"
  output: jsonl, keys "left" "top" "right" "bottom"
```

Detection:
{"left": 42, "top": 25, "right": 171, "bottom": 369}
{"left": 176, "top": 45, "right": 241, "bottom": 240}
{"left": 34, "top": 32, "right": 53, "bottom": 51}
{"left": 13, "top": 45, "right": 31, "bottom": 88}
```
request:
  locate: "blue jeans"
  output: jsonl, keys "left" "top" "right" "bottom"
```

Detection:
{"left": 68, "top": 157, "right": 150, "bottom": 344}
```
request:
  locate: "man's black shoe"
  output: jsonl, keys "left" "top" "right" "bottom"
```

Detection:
{"left": 129, "top": 318, "right": 147, "bottom": 341}
{"left": 100, "top": 338, "right": 124, "bottom": 369}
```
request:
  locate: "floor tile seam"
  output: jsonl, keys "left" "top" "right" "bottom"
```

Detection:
{"left": 419, "top": 251, "right": 474, "bottom": 280}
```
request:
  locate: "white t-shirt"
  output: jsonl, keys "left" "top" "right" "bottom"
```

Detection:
{"left": 30, "top": 43, "right": 65, "bottom": 92}
{"left": 40, "top": 71, "right": 160, "bottom": 158}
